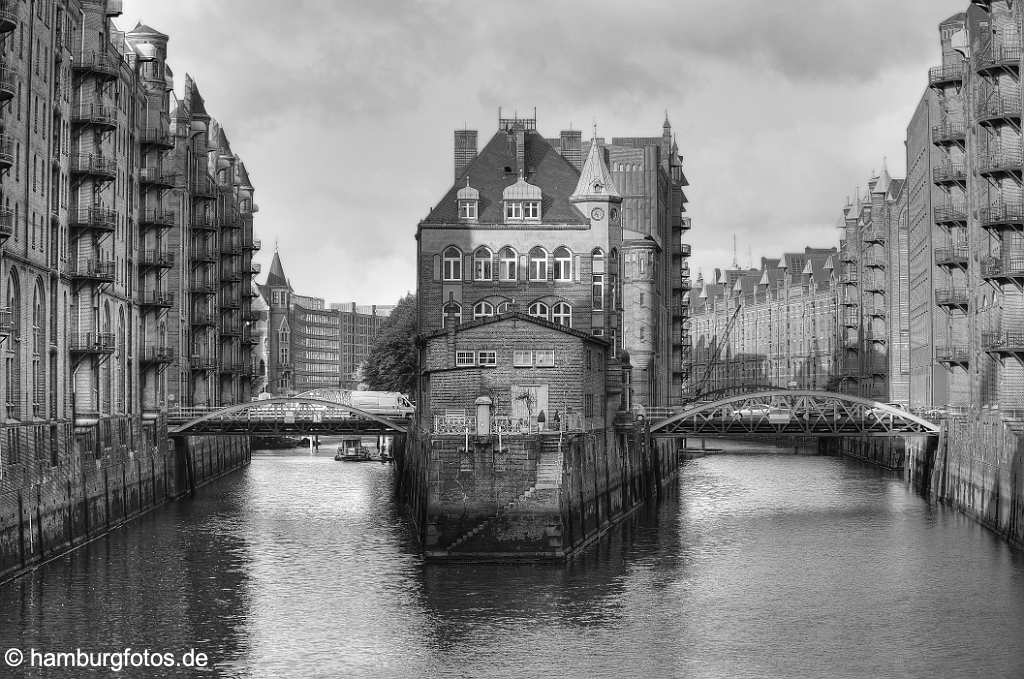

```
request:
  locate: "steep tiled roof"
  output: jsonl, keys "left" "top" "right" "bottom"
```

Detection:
{"left": 422, "top": 130, "right": 588, "bottom": 225}
{"left": 570, "top": 139, "right": 621, "bottom": 201}
{"left": 185, "top": 74, "right": 209, "bottom": 119}
{"left": 265, "top": 250, "right": 291, "bottom": 289}
{"left": 420, "top": 311, "right": 609, "bottom": 345}
{"left": 129, "top": 21, "right": 168, "bottom": 39}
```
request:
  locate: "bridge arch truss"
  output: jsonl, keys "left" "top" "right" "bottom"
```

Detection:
{"left": 168, "top": 397, "right": 409, "bottom": 437}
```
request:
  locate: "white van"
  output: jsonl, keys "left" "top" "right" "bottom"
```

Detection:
{"left": 348, "top": 391, "right": 415, "bottom": 417}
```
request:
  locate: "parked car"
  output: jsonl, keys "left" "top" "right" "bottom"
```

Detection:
{"left": 348, "top": 391, "right": 415, "bottom": 417}
{"left": 734, "top": 404, "right": 771, "bottom": 419}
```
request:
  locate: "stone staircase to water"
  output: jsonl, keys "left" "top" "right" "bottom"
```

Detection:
{"left": 446, "top": 439, "right": 565, "bottom": 553}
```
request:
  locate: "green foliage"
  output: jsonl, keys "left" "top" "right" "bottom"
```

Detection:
{"left": 361, "top": 293, "right": 418, "bottom": 394}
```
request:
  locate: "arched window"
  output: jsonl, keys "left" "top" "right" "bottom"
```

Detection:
{"left": 442, "top": 301, "right": 462, "bottom": 328}
{"left": 473, "top": 301, "right": 494, "bottom": 320}
{"left": 32, "top": 281, "right": 43, "bottom": 417}
{"left": 529, "top": 247, "right": 547, "bottom": 281}
{"left": 592, "top": 247, "right": 605, "bottom": 269}
{"left": 442, "top": 246, "right": 462, "bottom": 281}
{"left": 473, "top": 247, "right": 492, "bottom": 281}
{"left": 553, "top": 247, "right": 572, "bottom": 281}
{"left": 552, "top": 302, "right": 572, "bottom": 327}
{"left": 498, "top": 247, "right": 517, "bottom": 281}
{"left": 5, "top": 271, "right": 19, "bottom": 419}
{"left": 495, "top": 301, "right": 511, "bottom": 314}
{"left": 118, "top": 309, "right": 126, "bottom": 412}
{"left": 528, "top": 301, "right": 549, "bottom": 320}
{"left": 279, "top": 320, "right": 290, "bottom": 365}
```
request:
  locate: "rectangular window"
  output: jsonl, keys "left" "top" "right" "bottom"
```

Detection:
{"left": 477, "top": 351, "right": 496, "bottom": 367}
{"left": 535, "top": 350, "right": 555, "bottom": 367}
{"left": 459, "top": 201, "right": 477, "bottom": 219}
{"left": 474, "top": 257, "right": 492, "bottom": 281}
{"left": 530, "top": 258, "right": 547, "bottom": 281}
{"left": 592, "top": 274, "right": 604, "bottom": 310}
{"left": 513, "top": 350, "right": 532, "bottom": 367}
{"left": 592, "top": 328, "right": 604, "bottom": 337}
{"left": 505, "top": 201, "right": 522, "bottom": 220}
{"left": 455, "top": 350, "right": 475, "bottom": 367}
{"left": 524, "top": 201, "right": 539, "bottom": 219}
{"left": 584, "top": 394, "right": 595, "bottom": 418}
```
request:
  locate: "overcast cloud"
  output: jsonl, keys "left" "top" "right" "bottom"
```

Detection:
{"left": 119, "top": 0, "right": 967, "bottom": 302}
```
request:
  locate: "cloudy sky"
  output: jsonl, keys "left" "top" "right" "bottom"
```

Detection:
{"left": 119, "top": 0, "right": 966, "bottom": 303}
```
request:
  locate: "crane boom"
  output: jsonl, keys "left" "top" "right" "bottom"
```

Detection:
{"left": 692, "top": 303, "right": 742, "bottom": 400}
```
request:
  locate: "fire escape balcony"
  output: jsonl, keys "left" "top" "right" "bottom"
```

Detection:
{"left": 69, "top": 258, "right": 115, "bottom": 283}
{"left": 220, "top": 269, "right": 242, "bottom": 283}
{"left": 983, "top": 331, "right": 1024, "bottom": 358}
{"left": 191, "top": 245, "right": 217, "bottom": 264}
{"left": 192, "top": 176, "right": 216, "bottom": 200}
{"left": 69, "top": 332, "right": 115, "bottom": 355}
{"left": 244, "top": 286, "right": 259, "bottom": 299}
{"left": 0, "top": 133, "right": 13, "bottom": 171}
{"left": 0, "top": 207, "right": 12, "bottom": 242}
{"left": 863, "top": 253, "right": 887, "bottom": 268}
{"left": 842, "top": 311, "right": 859, "bottom": 327}
{"left": 928, "top": 63, "right": 965, "bottom": 89}
{"left": 932, "top": 162, "right": 967, "bottom": 186}
{"left": 976, "top": 95, "right": 1022, "bottom": 128}
{"left": 220, "top": 242, "right": 242, "bottom": 256}
{"left": 72, "top": 49, "right": 121, "bottom": 81}
{"left": 190, "top": 280, "right": 217, "bottom": 296}
{"left": 219, "top": 323, "right": 242, "bottom": 337}
{"left": 71, "top": 103, "right": 118, "bottom": 130}
{"left": 138, "top": 249, "right": 175, "bottom": 269}
{"left": 220, "top": 296, "right": 241, "bottom": 310}
{"left": 976, "top": 40, "right": 1022, "bottom": 77}
{"left": 674, "top": 277, "right": 692, "bottom": 292}
{"left": 241, "top": 327, "right": 259, "bottom": 345}
{"left": 981, "top": 252, "right": 1024, "bottom": 283}
{"left": 70, "top": 153, "right": 116, "bottom": 181}
{"left": 865, "top": 304, "right": 887, "bottom": 318}
{"left": 840, "top": 251, "right": 857, "bottom": 264}
{"left": 249, "top": 238, "right": 262, "bottom": 251}
{"left": 140, "top": 346, "right": 174, "bottom": 365}
{"left": 219, "top": 362, "right": 244, "bottom": 375}
{"left": 840, "top": 272, "right": 859, "bottom": 286}
{"left": 137, "top": 290, "right": 174, "bottom": 309}
{"left": 0, "top": 306, "right": 11, "bottom": 335}
{"left": 139, "top": 127, "right": 174, "bottom": 150}
{"left": 0, "top": 1, "right": 18, "bottom": 33}
{"left": 139, "top": 208, "right": 176, "bottom": 230}
{"left": 934, "top": 204, "right": 968, "bottom": 226}
{"left": 191, "top": 213, "right": 216, "bottom": 231}
{"left": 671, "top": 303, "right": 690, "bottom": 319}
{"left": 69, "top": 206, "right": 117, "bottom": 233}
{"left": 222, "top": 213, "right": 241, "bottom": 230}
{"left": 931, "top": 121, "right": 967, "bottom": 147}
{"left": 139, "top": 167, "right": 178, "bottom": 189}
{"left": 935, "top": 288, "right": 970, "bottom": 310}
{"left": 979, "top": 203, "right": 1024, "bottom": 233}
{"left": 935, "top": 246, "right": 970, "bottom": 269}
{"left": 863, "top": 227, "right": 887, "bottom": 244}
{"left": 977, "top": 149, "right": 1024, "bottom": 180}
{"left": 0, "top": 62, "right": 16, "bottom": 102}
{"left": 864, "top": 278, "right": 886, "bottom": 294}
{"left": 190, "top": 354, "right": 217, "bottom": 371}
{"left": 105, "top": 0, "right": 123, "bottom": 16}
{"left": 191, "top": 310, "right": 215, "bottom": 327}
{"left": 936, "top": 344, "right": 970, "bottom": 367}
{"left": 250, "top": 262, "right": 261, "bottom": 276}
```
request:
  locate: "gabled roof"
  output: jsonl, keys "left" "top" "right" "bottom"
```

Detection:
{"left": 420, "top": 311, "right": 610, "bottom": 346}
{"left": 422, "top": 130, "right": 588, "bottom": 225}
{"left": 185, "top": 74, "right": 209, "bottom": 119}
{"left": 570, "top": 138, "right": 621, "bottom": 202}
{"left": 128, "top": 21, "right": 168, "bottom": 39}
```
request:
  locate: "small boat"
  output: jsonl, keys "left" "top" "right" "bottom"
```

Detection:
{"left": 334, "top": 437, "right": 373, "bottom": 462}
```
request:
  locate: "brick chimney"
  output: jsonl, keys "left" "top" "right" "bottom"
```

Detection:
{"left": 454, "top": 130, "right": 477, "bottom": 180}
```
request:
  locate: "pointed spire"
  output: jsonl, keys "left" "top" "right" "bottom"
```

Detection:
{"left": 266, "top": 248, "right": 292, "bottom": 289}
{"left": 874, "top": 157, "right": 892, "bottom": 194}
{"left": 571, "top": 137, "right": 621, "bottom": 202}
{"left": 663, "top": 110, "right": 671, "bottom": 130}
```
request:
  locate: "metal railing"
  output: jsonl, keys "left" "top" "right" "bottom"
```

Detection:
{"left": 191, "top": 310, "right": 215, "bottom": 326}
{"left": 69, "top": 206, "right": 117, "bottom": 231}
{"left": 933, "top": 205, "right": 968, "bottom": 224}
{"left": 139, "top": 167, "right": 178, "bottom": 187}
{"left": 140, "top": 127, "right": 173, "bottom": 148}
{"left": 137, "top": 290, "right": 175, "bottom": 307}
{"left": 140, "top": 346, "right": 174, "bottom": 363}
{"left": 979, "top": 203, "right": 1024, "bottom": 228}
{"left": 932, "top": 162, "right": 967, "bottom": 184}
{"left": 936, "top": 345, "right": 970, "bottom": 365}
{"left": 139, "top": 208, "right": 176, "bottom": 228}
{"left": 191, "top": 213, "right": 216, "bottom": 230}
{"left": 69, "top": 332, "right": 115, "bottom": 353}
{"left": 981, "top": 254, "right": 1024, "bottom": 279}
{"left": 72, "top": 103, "right": 118, "bottom": 127}
{"left": 0, "top": 1, "right": 18, "bottom": 32}
{"left": 250, "top": 262, "right": 262, "bottom": 275}
{"left": 70, "top": 259, "right": 115, "bottom": 280}
{"left": 935, "top": 246, "right": 969, "bottom": 267}
{"left": 863, "top": 253, "right": 887, "bottom": 268}
{"left": 976, "top": 94, "right": 1022, "bottom": 123}
{"left": 0, "top": 63, "right": 17, "bottom": 99}
{"left": 73, "top": 49, "right": 121, "bottom": 79}
{"left": 139, "top": 249, "right": 174, "bottom": 268}
{"left": 928, "top": 63, "right": 965, "bottom": 86}
{"left": 0, "top": 207, "right": 12, "bottom": 239}
{"left": 935, "top": 288, "right": 969, "bottom": 307}
{"left": 977, "top": 149, "right": 1024, "bottom": 175}
{"left": 976, "top": 36, "right": 1023, "bottom": 73}
{"left": 931, "top": 121, "right": 967, "bottom": 144}
{"left": 71, "top": 153, "right": 116, "bottom": 177}
{"left": 983, "top": 332, "right": 1024, "bottom": 353}
{"left": 0, "top": 306, "right": 11, "bottom": 334}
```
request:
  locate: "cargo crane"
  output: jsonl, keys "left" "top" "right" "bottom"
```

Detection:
{"left": 689, "top": 303, "right": 742, "bottom": 402}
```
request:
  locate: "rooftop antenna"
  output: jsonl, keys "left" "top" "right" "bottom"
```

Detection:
{"left": 732, "top": 234, "right": 738, "bottom": 269}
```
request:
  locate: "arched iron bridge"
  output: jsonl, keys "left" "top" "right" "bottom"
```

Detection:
{"left": 648, "top": 390, "right": 940, "bottom": 438}
{"left": 167, "top": 396, "right": 410, "bottom": 437}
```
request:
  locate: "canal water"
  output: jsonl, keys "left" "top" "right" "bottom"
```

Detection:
{"left": 2, "top": 449, "right": 1024, "bottom": 678}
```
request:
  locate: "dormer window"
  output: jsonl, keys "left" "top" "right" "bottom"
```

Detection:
{"left": 502, "top": 171, "right": 542, "bottom": 223}
{"left": 457, "top": 178, "right": 479, "bottom": 221}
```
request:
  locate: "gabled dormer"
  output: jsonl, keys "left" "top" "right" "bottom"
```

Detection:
{"left": 457, "top": 178, "right": 479, "bottom": 221}
{"left": 502, "top": 171, "right": 542, "bottom": 222}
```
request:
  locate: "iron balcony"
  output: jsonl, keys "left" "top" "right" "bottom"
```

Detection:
{"left": 71, "top": 154, "right": 117, "bottom": 180}
{"left": 863, "top": 253, "right": 887, "bottom": 268}
{"left": 935, "top": 246, "right": 970, "bottom": 269}
{"left": 138, "top": 249, "right": 175, "bottom": 269}
{"left": 979, "top": 204, "right": 1024, "bottom": 232}
{"left": 69, "top": 332, "right": 116, "bottom": 354}
{"left": 0, "top": 306, "right": 11, "bottom": 335}
{"left": 983, "top": 332, "right": 1024, "bottom": 356}
{"left": 0, "top": 63, "right": 17, "bottom": 102}
{"left": 244, "top": 238, "right": 262, "bottom": 251}
{"left": 936, "top": 344, "right": 970, "bottom": 367}
{"left": 220, "top": 297, "right": 241, "bottom": 310}
{"left": 191, "top": 310, "right": 216, "bottom": 327}
{"left": 191, "top": 245, "right": 217, "bottom": 264}
{"left": 933, "top": 205, "right": 968, "bottom": 226}
{"left": 139, "top": 167, "right": 178, "bottom": 189}
{"left": 71, "top": 103, "right": 118, "bottom": 130}
{"left": 977, "top": 149, "right": 1024, "bottom": 179}
{"left": 865, "top": 304, "right": 887, "bottom": 318}
{"left": 840, "top": 272, "right": 859, "bottom": 285}
{"left": 220, "top": 242, "right": 242, "bottom": 256}
{"left": 137, "top": 290, "right": 175, "bottom": 308}
{"left": 862, "top": 227, "right": 887, "bottom": 244}
{"left": 220, "top": 269, "right": 242, "bottom": 283}
{"left": 842, "top": 312, "right": 859, "bottom": 327}
{"left": 980, "top": 253, "right": 1024, "bottom": 282}
{"left": 931, "top": 121, "right": 967, "bottom": 147}
{"left": 139, "top": 208, "right": 176, "bottom": 229}
{"left": 976, "top": 95, "right": 1022, "bottom": 127}
{"left": 928, "top": 63, "right": 965, "bottom": 88}
{"left": 69, "top": 206, "right": 117, "bottom": 233}
{"left": 0, "top": 1, "right": 18, "bottom": 33}
{"left": 140, "top": 346, "right": 174, "bottom": 365}
{"left": 242, "top": 311, "right": 262, "bottom": 323}
{"left": 219, "top": 324, "right": 242, "bottom": 337}
{"left": 139, "top": 127, "right": 174, "bottom": 150}
{"left": 218, "top": 362, "right": 244, "bottom": 374}
{"left": 191, "top": 213, "right": 216, "bottom": 231}
{"left": 0, "top": 133, "right": 13, "bottom": 171}
{"left": 193, "top": 176, "right": 216, "bottom": 200}
{"left": 932, "top": 162, "right": 967, "bottom": 186}
{"left": 241, "top": 328, "right": 259, "bottom": 345}
{"left": 69, "top": 259, "right": 116, "bottom": 283}
{"left": 975, "top": 40, "right": 1022, "bottom": 76}
{"left": 244, "top": 287, "right": 259, "bottom": 299}
{"left": 935, "top": 288, "right": 970, "bottom": 310}
{"left": 190, "top": 354, "right": 217, "bottom": 371}
{"left": 0, "top": 207, "right": 12, "bottom": 241}
{"left": 190, "top": 280, "right": 217, "bottom": 295}
{"left": 73, "top": 49, "right": 121, "bottom": 80}
{"left": 250, "top": 262, "right": 262, "bottom": 276}
{"left": 864, "top": 278, "right": 886, "bottom": 293}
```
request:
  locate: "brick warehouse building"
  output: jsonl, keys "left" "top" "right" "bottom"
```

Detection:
{"left": 415, "top": 112, "right": 693, "bottom": 408}
{"left": 689, "top": 247, "right": 839, "bottom": 394}
{"left": 0, "top": 2, "right": 257, "bottom": 456}
{"left": 259, "top": 249, "right": 393, "bottom": 395}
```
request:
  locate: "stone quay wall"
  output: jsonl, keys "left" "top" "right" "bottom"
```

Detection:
{"left": 397, "top": 423, "right": 678, "bottom": 560}
{"left": 0, "top": 415, "right": 249, "bottom": 584}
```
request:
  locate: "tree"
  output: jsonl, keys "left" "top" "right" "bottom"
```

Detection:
{"left": 361, "top": 293, "right": 418, "bottom": 395}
